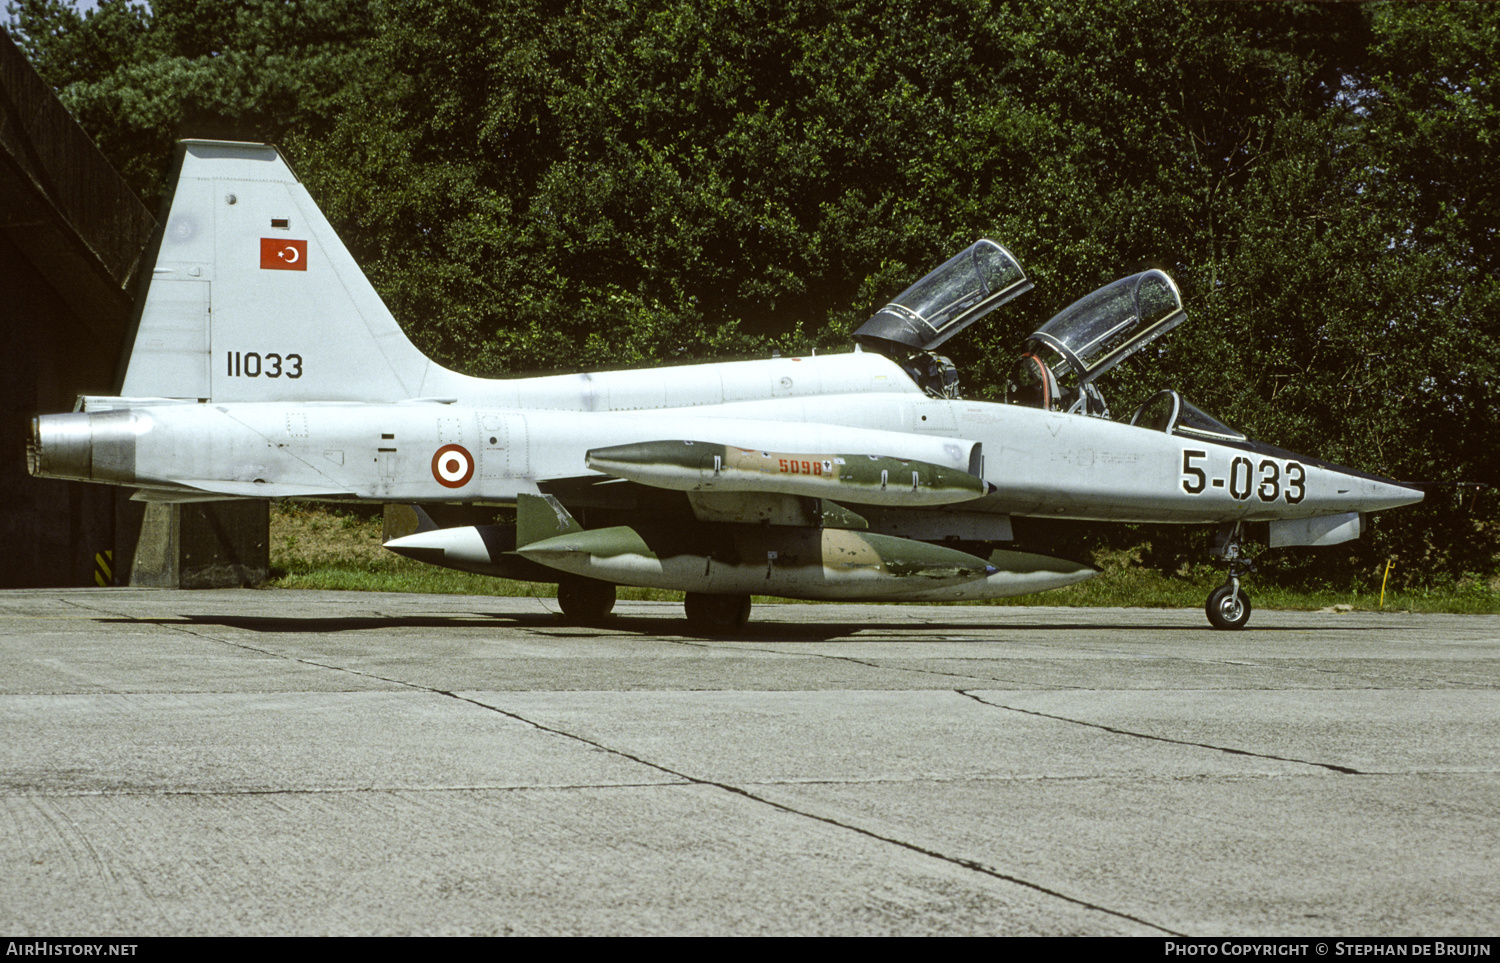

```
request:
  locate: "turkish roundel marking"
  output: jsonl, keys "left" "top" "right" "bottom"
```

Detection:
{"left": 260, "top": 238, "right": 308, "bottom": 271}
{"left": 431, "top": 444, "right": 475, "bottom": 488}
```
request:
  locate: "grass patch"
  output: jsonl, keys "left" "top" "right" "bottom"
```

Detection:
{"left": 994, "top": 544, "right": 1500, "bottom": 614}
{"left": 267, "top": 505, "right": 1500, "bottom": 613}
{"left": 268, "top": 503, "right": 677, "bottom": 601}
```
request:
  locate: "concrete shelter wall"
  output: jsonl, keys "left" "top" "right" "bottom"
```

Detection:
{"left": 0, "top": 27, "right": 267, "bottom": 588}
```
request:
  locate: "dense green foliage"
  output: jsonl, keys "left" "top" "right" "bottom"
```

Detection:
{"left": 6, "top": 0, "right": 379, "bottom": 198}
{"left": 8, "top": 0, "right": 1497, "bottom": 589}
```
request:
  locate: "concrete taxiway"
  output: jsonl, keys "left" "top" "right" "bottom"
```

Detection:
{"left": 1, "top": 588, "right": 1496, "bottom": 936}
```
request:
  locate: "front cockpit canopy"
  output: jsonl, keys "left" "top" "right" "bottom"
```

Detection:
{"left": 854, "top": 239, "right": 1032, "bottom": 352}
{"left": 1129, "top": 388, "right": 1247, "bottom": 443}
{"left": 1028, "top": 269, "right": 1186, "bottom": 388}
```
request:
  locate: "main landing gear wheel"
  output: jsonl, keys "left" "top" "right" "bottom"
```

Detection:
{"left": 556, "top": 576, "right": 616, "bottom": 624}
{"left": 684, "top": 592, "right": 751, "bottom": 633}
{"left": 1206, "top": 583, "right": 1252, "bottom": 631}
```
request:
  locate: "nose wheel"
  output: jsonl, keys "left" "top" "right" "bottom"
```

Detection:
{"left": 1206, "top": 580, "right": 1252, "bottom": 630}
{"left": 1205, "top": 522, "right": 1255, "bottom": 630}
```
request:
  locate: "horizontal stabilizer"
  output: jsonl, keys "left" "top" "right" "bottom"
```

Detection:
{"left": 684, "top": 491, "right": 870, "bottom": 529}
{"left": 131, "top": 480, "right": 354, "bottom": 501}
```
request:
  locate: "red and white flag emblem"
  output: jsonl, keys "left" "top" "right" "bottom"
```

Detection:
{"left": 260, "top": 238, "right": 308, "bottom": 271}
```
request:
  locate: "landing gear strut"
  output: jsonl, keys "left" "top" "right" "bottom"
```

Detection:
{"left": 684, "top": 592, "right": 751, "bottom": 633}
{"left": 1206, "top": 522, "right": 1255, "bottom": 631}
{"left": 557, "top": 576, "right": 616, "bottom": 624}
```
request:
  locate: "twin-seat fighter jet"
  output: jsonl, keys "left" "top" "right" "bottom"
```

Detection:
{"left": 28, "top": 141, "right": 1423, "bottom": 629}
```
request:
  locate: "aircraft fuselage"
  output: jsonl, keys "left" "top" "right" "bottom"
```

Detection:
{"left": 32, "top": 361, "right": 1417, "bottom": 526}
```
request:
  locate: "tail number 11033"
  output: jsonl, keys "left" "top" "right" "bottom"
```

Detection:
{"left": 226, "top": 351, "right": 303, "bottom": 379}
{"left": 1181, "top": 449, "right": 1304, "bottom": 504}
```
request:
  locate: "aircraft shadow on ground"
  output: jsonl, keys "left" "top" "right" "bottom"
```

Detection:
{"left": 96, "top": 612, "right": 858, "bottom": 642}
{"left": 91, "top": 611, "right": 1361, "bottom": 640}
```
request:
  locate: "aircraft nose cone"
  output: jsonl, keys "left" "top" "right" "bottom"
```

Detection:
{"left": 1278, "top": 449, "right": 1426, "bottom": 515}
{"left": 1334, "top": 470, "right": 1425, "bottom": 512}
{"left": 1377, "top": 479, "right": 1425, "bottom": 511}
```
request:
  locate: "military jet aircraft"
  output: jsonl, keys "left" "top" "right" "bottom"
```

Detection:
{"left": 28, "top": 140, "right": 1423, "bottom": 630}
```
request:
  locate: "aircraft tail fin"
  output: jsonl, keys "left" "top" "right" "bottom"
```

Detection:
{"left": 118, "top": 140, "right": 448, "bottom": 403}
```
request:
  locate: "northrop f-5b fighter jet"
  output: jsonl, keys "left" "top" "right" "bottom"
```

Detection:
{"left": 28, "top": 141, "right": 1423, "bottom": 629}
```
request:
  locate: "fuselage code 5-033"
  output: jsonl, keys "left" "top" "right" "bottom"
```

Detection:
{"left": 1181, "top": 449, "right": 1306, "bottom": 504}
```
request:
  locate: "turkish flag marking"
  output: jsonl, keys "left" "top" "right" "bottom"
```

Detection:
{"left": 260, "top": 238, "right": 308, "bottom": 271}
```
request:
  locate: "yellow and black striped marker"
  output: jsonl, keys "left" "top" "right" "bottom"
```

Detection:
{"left": 94, "top": 550, "right": 113, "bottom": 587}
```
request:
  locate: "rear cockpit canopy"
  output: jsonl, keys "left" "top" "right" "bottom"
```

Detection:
{"left": 855, "top": 240, "right": 1032, "bottom": 353}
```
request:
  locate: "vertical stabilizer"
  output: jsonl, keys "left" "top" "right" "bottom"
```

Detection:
{"left": 120, "top": 140, "right": 437, "bottom": 402}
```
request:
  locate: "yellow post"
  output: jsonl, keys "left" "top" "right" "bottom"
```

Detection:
{"left": 1379, "top": 557, "right": 1395, "bottom": 609}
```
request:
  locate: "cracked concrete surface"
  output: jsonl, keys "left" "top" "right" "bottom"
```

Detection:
{"left": 1, "top": 590, "right": 1496, "bottom": 935}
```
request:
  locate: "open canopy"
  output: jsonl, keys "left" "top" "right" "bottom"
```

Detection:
{"left": 854, "top": 239, "right": 1032, "bottom": 351}
{"left": 1027, "top": 269, "right": 1186, "bottom": 387}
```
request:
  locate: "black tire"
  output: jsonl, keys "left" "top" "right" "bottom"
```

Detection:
{"left": 557, "top": 577, "right": 616, "bottom": 624}
{"left": 1205, "top": 583, "right": 1252, "bottom": 630}
{"left": 684, "top": 592, "right": 752, "bottom": 632}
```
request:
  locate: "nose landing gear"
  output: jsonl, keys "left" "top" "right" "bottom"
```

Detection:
{"left": 1206, "top": 522, "right": 1255, "bottom": 630}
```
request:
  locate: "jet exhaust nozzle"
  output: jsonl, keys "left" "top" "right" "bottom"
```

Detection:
{"left": 28, "top": 411, "right": 141, "bottom": 484}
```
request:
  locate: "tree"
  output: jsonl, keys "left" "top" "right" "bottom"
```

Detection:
{"left": 6, "top": 0, "right": 382, "bottom": 203}
{"left": 294, "top": 0, "right": 1070, "bottom": 374}
{"left": 10, "top": 0, "right": 1496, "bottom": 584}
